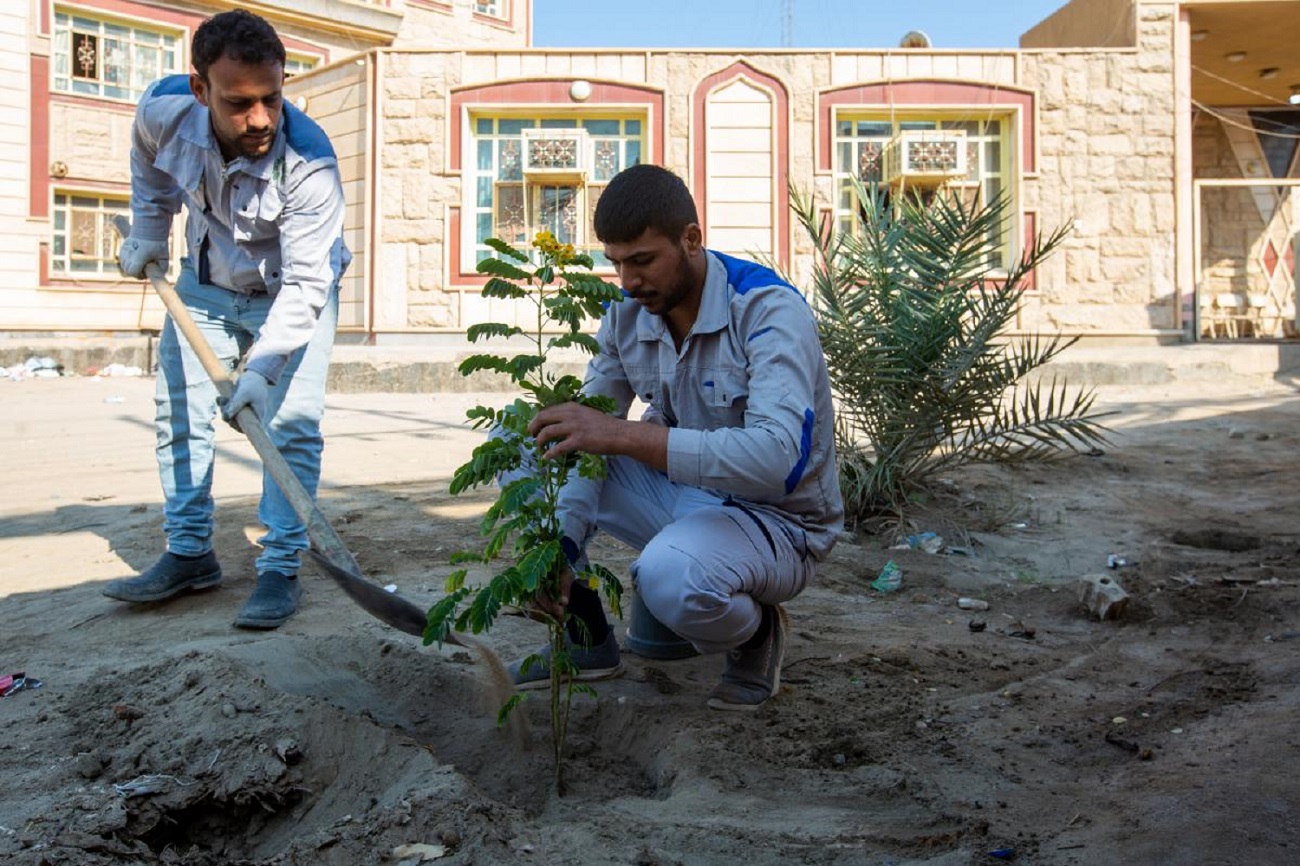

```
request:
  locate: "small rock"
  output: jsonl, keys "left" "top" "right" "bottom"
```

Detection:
{"left": 957, "top": 597, "right": 989, "bottom": 611}
{"left": 112, "top": 704, "right": 144, "bottom": 724}
{"left": 220, "top": 703, "right": 237, "bottom": 719}
{"left": 74, "top": 751, "right": 107, "bottom": 780}
{"left": 1079, "top": 573, "right": 1130, "bottom": 621}
{"left": 274, "top": 739, "right": 303, "bottom": 765}
{"left": 391, "top": 842, "right": 447, "bottom": 861}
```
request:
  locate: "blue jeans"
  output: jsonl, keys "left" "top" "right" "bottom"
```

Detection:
{"left": 155, "top": 261, "right": 337, "bottom": 574}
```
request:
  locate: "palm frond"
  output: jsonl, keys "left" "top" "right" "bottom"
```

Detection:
{"left": 780, "top": 180, "right": 1111, "bottom": 523}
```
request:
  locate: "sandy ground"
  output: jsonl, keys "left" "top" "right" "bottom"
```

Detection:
{"left": 1, "top": 374, "right": 1298, "bottom": 866}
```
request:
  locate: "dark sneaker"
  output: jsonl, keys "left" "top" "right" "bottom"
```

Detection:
{"left": 233, "top": 571, "right": 303, "bottom": 629}
{"left": 509, "top": 630, "right": 624, "bottom": 691}
{"left": 706, "top": 604, "right": 788, "bottom": 712}
{"left": 102, "top": 551, "right": 222, "bottom": 603}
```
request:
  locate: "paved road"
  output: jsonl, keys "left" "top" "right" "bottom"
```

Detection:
{"left": 0, "top": 376, "right": 494, "bottom": 595}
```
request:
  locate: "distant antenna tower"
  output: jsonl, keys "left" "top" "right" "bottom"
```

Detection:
{"left": 783, "top": 0, "right": 794, "bottom": 47}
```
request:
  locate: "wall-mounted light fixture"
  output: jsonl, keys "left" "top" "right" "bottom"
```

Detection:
{"left": 1290, "top": 85, "right": 1300, "bottom": 106}
{"left": 1190, "top": 29, "right": 1209, "bottom": 41}
{"left": 1225, "top": 51, "right": 1247, "bottom": 62}
{"left": 1259, "top": 67, "right": 1280, "bottom": 80}
{"left": 569, "top": 80, "right": 592, "bottom": 102}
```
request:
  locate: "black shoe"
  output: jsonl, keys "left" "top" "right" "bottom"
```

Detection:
{"left": 103, "top": 551, "right": 222, "bottom": 603}
{"left": 233, "top": 571, "right": 303, "bottom": 629}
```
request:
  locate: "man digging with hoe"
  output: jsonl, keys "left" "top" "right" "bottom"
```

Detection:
{"left": 103, "top": 10, "right": 349, "bottom": 630}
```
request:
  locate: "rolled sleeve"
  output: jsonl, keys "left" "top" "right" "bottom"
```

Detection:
{"left": 245, "top": 163, "right": 348, "bottom": 383}
{"left": 129, "top": 88, "right": 182, "bottom": 241}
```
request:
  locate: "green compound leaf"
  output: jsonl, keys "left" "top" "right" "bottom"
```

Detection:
{"left": 450, "top": 435, "right": 521, "bottom": 494}
{"left": 458, "top": 354, "right": 514, "bottom": 377}
{"left": 464, "top": 404, "right": 499, "bottom": 429}
{"left": 579, "top": 393, "right": 617, "bottom": 414}
{"left": 477, "top": 257, "right": 531, "bottom": 281}
{"left": 448, "top": 550, "right": 486, "bottom": 565}
{"left": 587, "top": 562, "right": 625, "bottom": 619}
{"left": 424, "top": 586, "right": 470, "bottom": 646}
{"left": 507, "top": 354, "right": 545, "bottom": 382}
{"left": 467, "top": 322, "right": 524, "bottom": 343}
{"left": 516, "top": 540, "right": 562, "bottom": 592}
{"left": 577, "top": 451, "right": 608, "bottom": 481}
{"left": 481, "top": 276, "right": 529, "bottom": 299}
{"left": 496, "top": 693, "right": 527, "bottom": 726}
{"left": 443, "top": 569, "right": 467, "bottom": 592}
{"left": 483, "top": 236, "right": 530, "bottom": 262}
{"left": 547, "top": 332, "right": 601, "bottom": 355}
{"left": 488, "top": 476, "right": 541, "bottom": 519}
{"left": 570, "top": 682, "right": 598, "bottom": 698}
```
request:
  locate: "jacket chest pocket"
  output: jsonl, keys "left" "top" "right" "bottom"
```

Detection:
{"left": 627, "top": 366, "right": 669, "bottom": 419}
{"left": 232, "top": 184, "right": 283, "bottom": 242}
{"left": 697, "top": 370, "right": 749, "bottom": 428}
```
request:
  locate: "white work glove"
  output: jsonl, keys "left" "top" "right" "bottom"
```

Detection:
{"left": 117, "top": 237, "right": 170, "bottom": 280}
{"left": 220, "top": 370, "right": 271, "bottom": 432}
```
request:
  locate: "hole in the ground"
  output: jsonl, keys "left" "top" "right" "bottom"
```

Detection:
{"left": 1170, "top": 528, "right": 1261, "bottom": 552}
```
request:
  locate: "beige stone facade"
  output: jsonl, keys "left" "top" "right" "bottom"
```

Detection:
{"left": 327, "top": 3, "right": 1192, "bottom": 342}
{"left": 3, "top": 0, "right": 1298, "bottom": 346}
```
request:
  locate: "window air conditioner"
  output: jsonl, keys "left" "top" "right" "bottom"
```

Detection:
{"left": 882, "top": 130, "right": 967, "bottom": 187}
{"left": 521, "top": 129, "right": 589, "bottom": 182}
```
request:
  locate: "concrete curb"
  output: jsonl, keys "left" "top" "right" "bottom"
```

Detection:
{"left": 4, "top": 335, "right": 1299, "bottom": 392}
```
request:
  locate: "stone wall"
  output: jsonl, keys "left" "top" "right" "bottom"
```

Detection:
{"left": 1017, "top": 2, "right": 1178, "bottom": 333}
{"left": 370, "top": 6, "right": 1181, "bottom": 338}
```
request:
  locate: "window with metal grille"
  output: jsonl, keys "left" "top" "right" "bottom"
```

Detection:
{"left": 833, "top": 114, "right": 1013, "bottom": 270}
{"left": 51, "top": 192, "right": 131, "bottom": 276}
{"left": 474, "top": 0, "right": 509, "bottom": 19}
{"left": 469, "top": 116, "right": 644, "bottom": 269}
{"left": 53, "top": 9, "right": 182, "bottom": 103}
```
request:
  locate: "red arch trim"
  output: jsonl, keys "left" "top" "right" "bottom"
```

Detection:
{"left": 692, "top": 61, "right": 790, "bottom": 267}
{"left": 448, "top": 80, "right": 666, "bottom": 171}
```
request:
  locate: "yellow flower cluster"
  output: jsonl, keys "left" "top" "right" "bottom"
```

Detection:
{"left": 532, "top": 230, "right": 576, "bottom": 266}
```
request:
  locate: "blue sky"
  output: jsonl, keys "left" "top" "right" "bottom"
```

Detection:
{"left": 531, "top": 1, "right": 1071, "bottom": 50}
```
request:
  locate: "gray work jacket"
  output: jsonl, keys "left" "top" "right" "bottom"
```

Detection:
{"left": 578, "top": 250, "right": 845, "bottom": 560}
{"left": 128, "top": 75, "right": 350, "bottom": 383}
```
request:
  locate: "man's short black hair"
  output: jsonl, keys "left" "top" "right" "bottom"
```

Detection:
{"left": 191, "top": 9, "right": 285, "bottom": 80}
{"left": 593, "top": 164, "right": 699, "bottom": 244}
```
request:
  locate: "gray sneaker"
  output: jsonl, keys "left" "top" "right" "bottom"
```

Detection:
{"left": 103, "top": 551, "right": 222, "bottom": 603}
{"left": 706, "top": 604, "right": 787, "bottom": 711}
{"left": 509, "top": 630, "right": 624, "bottom": 691}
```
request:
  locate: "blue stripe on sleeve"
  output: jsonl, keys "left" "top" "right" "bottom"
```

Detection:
{"left": 783, "top": 408, "right": 815, "bottom": 493}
